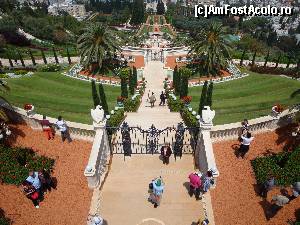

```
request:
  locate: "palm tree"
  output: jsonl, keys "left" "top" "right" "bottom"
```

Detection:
{"left": 77, "top": 23, "right": 120, "bottom": 73}
{"left": 189, "top": 22, "right": 232, "bottom": 76}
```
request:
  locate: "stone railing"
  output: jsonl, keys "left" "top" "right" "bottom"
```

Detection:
{"left": 3, "top": 105, "right": 95, "bottom": 142}
{"left": 211, "top": 107, "right": 298, "bottom": 142}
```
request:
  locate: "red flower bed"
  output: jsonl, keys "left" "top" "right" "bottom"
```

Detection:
{"left": 117, "top": 96, "right": 126, "bottom": 102}
{"left": 24, "top": 104, "right": 33, "bottom": 111}
{"left": 273, "top": 104, "right": 284, "bottom": 113}
{"left": 181, "top": 96, "right": 192, "bottom": 104}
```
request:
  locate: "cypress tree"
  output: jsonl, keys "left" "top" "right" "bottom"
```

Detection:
{"left": 18, "top": 50, "right": 25, "bottom": 67}
{"left": 41, "top": 50, "right": 47, "bottom": 64}
{"left": 133, "top": 66, "right": 137, "bottom": 87}
{"left": 264, "top": 50, "right": 269, "bottom": 68}
{"left": 179, "top": 67, "right": 191, "bottom": 98}
{"left": 66, "top": 47, "right": 72, "bottom": 65}
{"left": 198, "top": 81, "right": 208, "bottom": 116}
{"left": 119, "top": 68, "right": 129, "bottom": 98}
{"left": 53, "top": 47, "right": 59, "bottom": 64}
{"left": 91, "top": 80, "right": 100, "bottom": 107}
{"left": 28, "top": 49, "right": 36, "bottom": 66}
{"left": 206, "top": 82, "right": 213, "bottom": 107}
{"left": 129, "top": 68, "right": 135, "bottom": 95}
{"left": 8, "top": 55, "right": 13, "bottom": 67}
{"left": 173, "top": 65, "right": 179, "bottom": 95}
{"left": 98, "top": 83, "right": 109, "bottom": 115}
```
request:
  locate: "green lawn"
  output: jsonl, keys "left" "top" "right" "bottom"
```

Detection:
{"left": 3, "top": 72, "right": 120, "bottom": 124}
{"left": 189, "top": 71, "right": 300, "bottom": 125}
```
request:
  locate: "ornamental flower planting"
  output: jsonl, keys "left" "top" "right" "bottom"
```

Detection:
{"left": 24, "top": 103, "right": 33, "bottom": 111}
{"left": 117, "top": 96, "right": 126, "bottom": 103}
{"left": 181, "top": 96, "right": 192, "bottom": 104}
{"left": 272, "top": 104, "right": 284, "bottom": 113}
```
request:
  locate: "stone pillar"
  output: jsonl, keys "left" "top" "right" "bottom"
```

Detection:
{"left": 196, "top": 106, "right": 219, "bottom": 185}
{"left": 84, "top": 106, "right": 110, "bottom": 189}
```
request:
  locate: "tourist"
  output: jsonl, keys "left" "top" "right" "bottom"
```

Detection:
{"left": 146, "top": 90, "right": 151, "bottom": 102}
{"left": 241, "top": 119, "right": 249, "bottom": 134}
{"left": 40, "top": 115, "right": 54, "bottom": 140}
{"left": 159, "top": 91, "right": 166, "bottom": 106}
{"left": 149, "top": 92, "right": 156, "bottom": 108}
{"left": 289, "top": 181, "right": 300, "bottom": 200}
{"left": 268, "top": 195, "right": 289, "bottom": 218}
{"left": 188, "top": 172, "right": 202, "bottom": 200}
{"left": 26, "top": 171, "right": 42, "bottom": 194}
{"left": 238, "top": 132, "right": 254, "bottom": 158}
{"left": 21, "top": 180, "right": 40, "bottom": 208}
{"left": 148, "top": 177, "right": 164, "bottom": 208}
{"left": 56, "top": 116, "right": 72, "bottom": 143}
{"left": 38, "top": 169, "right": 55, "bottom": 192}
{"left": 202, "top": 171, "right": 214, "bottom": 193}
{"left": 0, "top": 120, "right": 11, "bottom": 141}
{"left": 160, "top": 143, "right": 172, "bottom": 164}
{"left": 259, "top": 175, "right": 275, "bottom": 198}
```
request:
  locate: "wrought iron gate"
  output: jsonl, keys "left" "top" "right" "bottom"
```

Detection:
{"left": 107, "top": 122, "right": 199, "bottom": 157}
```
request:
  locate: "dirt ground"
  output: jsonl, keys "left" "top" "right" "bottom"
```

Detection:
{"left": 0, "top": 124, "right": 93, "bottom": 225}
{"left": 211, "top": 125, "right": 300, "bottom": 225}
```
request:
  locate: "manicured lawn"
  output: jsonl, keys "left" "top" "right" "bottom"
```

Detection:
{"left": 3, "top": 72, "right": 120, "bottom": 124}
{"left": 189, "top": 71, "right": 300, "bottom": 125}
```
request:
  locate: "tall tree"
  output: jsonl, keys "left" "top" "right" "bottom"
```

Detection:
{"left": 133, "top": 66, "right": 138, "bottom": 87}
{"left": 264, "top": 49, "right": 270, "bottom": 68}
{"left": 129, "top": 68, "right": 135, "bottom": 95}
{"left": 206, "top": 82, "right": 213, "bottom": 107}
{"left": 66, "top": 47, "right": 72, "bottom": 65}
{"left": 28, "top": 49, "right": 36, "bottom": 66}
{"left": 119, "top": 68, "right": 129, "bottom": 98}
{"left": 52, "top": 47, "right": 59, "bottom": 64}
{"left": 130, "top": 0, "right": 145, "bottom": 25}
{"left": 156, "top": 0, "right": 165, "bottom": 15}
{"left": 77, "top": 22, "right": 120, "bottom": 73}
{"left": 179, "top": 67, "right": 191, "bottom": 98}
{"left": 198, "top": 81, "right": 208, "bottom": 116}
{"left": 190, "top": 22, "right": 232, "bottom": 76}
{"left": 41, "top": 50, "right": 47, "bottom": 64}
{"left": 91, "top": 80, "right": 100, "bottom": 107}
{"left": 18, "top": 50, "right": 25, "bottom": 67}
{"left": 98, "top": 83, "right": 109, "bottom": 115}
{"left": 173, "top": 65, "right": 180, "bottom": 95}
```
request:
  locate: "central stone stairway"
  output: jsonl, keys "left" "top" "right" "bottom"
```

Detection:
{"left": 99, "top": 155, "right": 203, "bottom": 225}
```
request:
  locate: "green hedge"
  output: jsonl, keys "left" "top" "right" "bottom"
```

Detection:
{"left": 107, "top": 109, "right": 125, "bottom": 127}
{"left": 167, "top": 96, "right": 184, "bottom": 112}
{"left": 124, "top": 96, "right": 141, "bottom": 112}
{"left": 14, "top": 70, "right": 28, "bottom": 75}
{"left": 37, "top": 64, "right": 62, "bottom": 72}
{"left": 0, "top": 145, "right": 55, "bottom": 185}
{"left": 251, "top": 147, "right": 300, "bottom": 186}
{"left": 181, "top": 107, "right": 199, "bottom": 127}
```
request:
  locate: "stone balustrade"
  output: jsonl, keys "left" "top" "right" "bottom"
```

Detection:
{"left": 3, "top": 105, "right": 95, "bottom": 142}
{"left": 211, "top": 107, "right": 298, "bottom": 142}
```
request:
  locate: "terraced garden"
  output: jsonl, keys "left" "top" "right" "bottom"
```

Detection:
{"left": 189, "top": 71, "right": 300, "bottom": 125}
{"left": 3, "top": 72, "right": 120, "bottom": 124}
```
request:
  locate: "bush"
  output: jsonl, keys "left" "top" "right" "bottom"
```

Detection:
{"left": 37, "top": 64, "right": 62, "bottom": 72}
{"left": 107, "top": 109, "right": 125, "bottom": 128}
{"left": 181, "top": 107, "right": 199, "bottom": 127}
{"left": 250, "top": 65, "right": 300, "bottom": 78}
{"left": 124, "top": 96, "right": 141, "bottom": 112}
{"left": 0, "top": 74, "right": 9, "bottom": 78}
{"left": 251, "top": 147, "right": 300, "bottom": 186}
{"left": 167, "top": 95, "right": 184, "bottom": 112}
{"left": 0, "top": 146, "right": 55, "bottom": 185}
{"left": 14, "top": 69, "right": 27, "bottom": 75}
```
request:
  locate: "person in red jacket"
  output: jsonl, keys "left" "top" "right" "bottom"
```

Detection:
{"left": 160, "top": 143, "right": 172, "bottom": 165}
{"left": 188, "top": 172, "right": 202, "bottom": 200}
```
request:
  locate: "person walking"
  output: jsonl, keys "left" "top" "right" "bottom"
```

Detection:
{"left": 202, "top": 171, "right": 214, "bottom": 193}
{"left": 159, "top": 91, "right": 166, "bottom": 106}
{"left": 188, "top": 172, "right": 202, "bottom": 200}
{"left": 41, "top": 115, "right": 54, "bottom": 140}
{"left": 149, "top": 92, "right": 156, "bottom": 108}
{"left": 56, "top": 116, "right": 72, "bottom": 143}
{"left": 160, "top": 143, "right": 172, "bottom": 165}
{"left": 149, "top": 177, "right": 164, "bottom": 208}
{"left": 238, "top": 132, "right": 254, "bottom": 158}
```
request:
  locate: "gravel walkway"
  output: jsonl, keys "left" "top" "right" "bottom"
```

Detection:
{"left": 211, "top": 126, "right": 300, "bottom": 225}
{"left": 0, "top": 124, "right": 93, "bottom": 225}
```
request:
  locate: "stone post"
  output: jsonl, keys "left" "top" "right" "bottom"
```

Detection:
{"left": 196, "top": 106, "right": 219, "bottom": 186}
{"left": 84, "top": 105, "right": 110, "bottom": 189}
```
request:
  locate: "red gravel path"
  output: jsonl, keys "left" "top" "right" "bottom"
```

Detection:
{"left": 211, "top": 126, "right": 300, "bottom": 225}
{"left": 0, "top": 124, "right": 93, "bottom": 225}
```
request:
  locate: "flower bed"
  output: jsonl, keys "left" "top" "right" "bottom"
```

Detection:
{"left": 0, "top": 145, "right": 55, "bottom": 185}
{"left": 251, "top": 147, "right": 300, "bottom": 186}
{"left": 37, "top": 64, "right": 62, "bottom": 72}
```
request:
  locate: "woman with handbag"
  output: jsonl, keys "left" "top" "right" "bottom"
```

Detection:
{"left": 21, "top": 180, "right": 40, "bottom": 208}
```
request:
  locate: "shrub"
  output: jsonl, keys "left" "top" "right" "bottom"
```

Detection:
{"left": 181, "top": 107, "right": 199, "bottom": 127}
{"left": 0, "top": 146, "right": 55, "bottom": 185}
{"left": 124, "top": 96, "right": 141, "bottom": 112}
{"left": 251, "top": 147, "right": 300, "bottom": 186}
{"left": 167, "top": 95, "right": 184, "bottom": 112}
{"left": 14, "top": 70, "right": 27, "bottom": 75}
{"left": 250, "top": 65, "right": 299, "bottom": 78}
{"left": 37, "top": 64, "right": 62, "bottom": 72}
{"left": 0, "top": 74, "right": 9, "bottom": 78}
{"left": 107, "top": 109, "right": 125, "bottom": 127}
{"left": 181, "top": 96, "right": 192, "bottom": 104}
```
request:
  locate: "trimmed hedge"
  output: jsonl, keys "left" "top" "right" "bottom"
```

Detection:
{"left": 250, "top": 65, "right": 300, "bottom": 78}
{"left": 124, "top": 96, "right": 141, "bottom": 112}
{"left": 107, "top": 109, "right": 125, "bottom": 128}
{"left": 251, "top": 147, "right": 300, "bottom": 186}
{"left": 181, "top": 107, "right": 199, "bottom": 127}
{"left": 37, "top": 64, "right": 62, "bottom": 72}
{"left": 0, "top": 145, "right": 55, "bottom": 185}
{"left": 167, "top": 96, "right": 184, "bottom": 112}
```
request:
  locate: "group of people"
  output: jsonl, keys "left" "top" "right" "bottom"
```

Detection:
{"left": 147, "top": 91, "right": 167, "bottom": 108}
{"left": 40, "top": 115, "right": 72, "bottom": 143}
{"left": 237, "top": 119, "right": 254, "bottom": 158}
{"left": 258, "top": 175, "right": 300, "bottom": 219}
{"left": 21, "top": 170, "right": 55, "bottom": 208}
